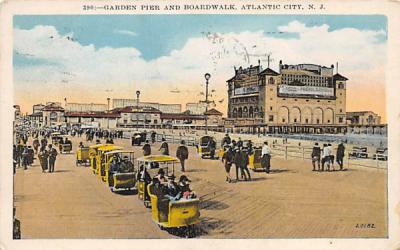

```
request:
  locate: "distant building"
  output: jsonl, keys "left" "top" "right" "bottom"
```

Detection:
{"left": 112, "top": 99, "right": 181, "bottom": 114}
{"left": 112, "top": 106, "right": 162, "bottom": 128}
{"left": 186, "top": 102, "right": 207, "bottom": 115}
{"left": 64, "top": 111, "right": 119, "bottom": 129}
{"left": 204, "top": 108, "right": 223, "bottom": 126}
{"left": 346, "top": 111, "right": 381, "bottom": 125}
{"left": 32, "top": 104, "right": 45, "bottom": 114}
{"left": 227, "top": 61, "right": 348, "bottom": 134}
{"left": 13, "top": 105, "right": 21, "bottom": 120}
{"left": 41, "top": 102, "right": 65, "bottom": 127}
{"left": 160, "top": 112, "right": 205, "bottom": 127}
{"left": 65, "top": 102, "right": 107, "bottom": 112}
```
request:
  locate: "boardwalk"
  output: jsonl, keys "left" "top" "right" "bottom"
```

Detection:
{"left": 14, "top": 136, "right": 387, "bottom": 238}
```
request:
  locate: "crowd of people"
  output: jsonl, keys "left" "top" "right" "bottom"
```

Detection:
{"left": 14, "top": 129, "right": 59, "bottom": 173}
{"left": 220, "top": 134, "right": 272, "bottom": 183}
{"left": 311, "top": 142, "right": 346, "bottom": 171}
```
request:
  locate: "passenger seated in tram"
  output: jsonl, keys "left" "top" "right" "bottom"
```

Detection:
{"left": 165, "top": 175, "right": 181, "bottom": 201}
{"left": 150, "top": 177, "right": 169, "bottom": 222}
{"left": 137, "top": 164, "right": 151, "bottom": 182}
{"left": 178, "top": 175, "right": 196, "bottom": 199}
{"left": 78, "top": 142, "right": 85, "bottom": 148}
{"left": 109, "top": 157, "right": 119, "bottom": 173}
{"left": 156, "top": 168, "right": 167, "bottom": 184}
{"left": 119, "top": 156, "right": 133, "bottom": 173}
{"left": 64, "top": 138, "right": 72, "bottom": 145}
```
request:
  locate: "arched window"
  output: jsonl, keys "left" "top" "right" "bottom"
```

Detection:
{"left": 238, "top": 107, "right": 243, "bottom": 118}
{"left": 249, "top": 106, "right": 254, "bottom": 118}
{"left": 232, "top": 108, "right": 237, "bottom": 118}
{"left": 50, "top": 112, "right": 57, "bottom": 122}
{"left": 268, "top": 77, "right": 275, "bottom": 85}
{"left": 243, "top": 107, "right": 248, "bottom": 118}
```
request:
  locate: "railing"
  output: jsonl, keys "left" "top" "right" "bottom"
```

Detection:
{"left": 123, "top": 130, "right": 388, "bottom": 170}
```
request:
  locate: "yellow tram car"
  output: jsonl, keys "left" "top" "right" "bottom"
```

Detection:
{"left": 103, "top": 150, "right": 136, "bottom": 192}
{"left": 136, "top": 155, "right": 178, "bottom": 208}
{"left": 89, "top": 144, "right": 111, "bottom": 174}
{"left": 76, "top": 146, "right": 90, "bottom": 166}
{"left": 147, "top": 184, "right": 200, "bottom": 234}
{"left": 97, "top": 145, "right": 123, "bottom": 180}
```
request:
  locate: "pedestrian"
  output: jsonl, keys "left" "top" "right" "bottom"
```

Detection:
{"left": 311, "top": 142, "right": 321, "bottom": 171}
{"left": 27, "top": 146, "right": 34, "bottom": 166}
{"left": 261, "top": 141, "right": 271, "bottom": 173}
{"left": 322, "top": 144, "right": 331, "bottom": 171}
{"left": 328, "top": 144, "right": 335, "bottom": 170}
{"left": 13, "top": 145, "right": 17, "bottom": 174}
{"left": 48, "top": 144, "right": 58, "bottom": 173}
{"left": 151, "top": 131, "right": 156, "bottom": 144}
{"left": 159, "top": 138, "right": 169, "bottom": 156}
{"left": 222, "top": 145, "right": 234, "bottom": 183}
{"left": 142, "top": 140, "right": 152, "bottom": 156}
{"left": 21, "top": 146, "right": 29, "bottom": 170}
{"left": 233, "top": 147, "right": 241, "bottom": 181}
{"left": 240, "top": 148, "right": 251, "bottom": 181}
{"left": 221, "top": 133, "right": 231, "bottom": 147}
{"left": 38, "top": 147, "right": 49, "bottom": 173}
{"left": 207, "top": 138, "right": 216, "bottom": 159}
{"left": 176, "top": 140, "right": 189, "bottom": 172}
{"left": 336, "top": 142, "right": 345, "bottom": 170}
{"left": 33, "top": 138, "right": 40, "bottom": 154}
{"left": 237, "top": 138, "right": 243, "bottom": 148}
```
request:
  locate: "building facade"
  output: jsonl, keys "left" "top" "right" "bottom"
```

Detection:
{"left": 32, "top": 104, "right": 45, "bottom": 114}
{"left": 41, "top": 102, "right": 65, "bottom": 127}
{"left": 112, "top": 106, "right": 162, "bottom": 128}
{"left": 65, "top": 103, "right": 107, "bottom": 112}
{"left": 346, "top": 111, "right": 381, "bottom": 125}
{"left": 112, "top": 99, "right": 181, "bottom": 114}
{"left": 185, "top": 102, "right": 208, "bottom": 115}
{"left": 227, "top": 61, "right": 348, "bottom": 133}
{"left": 64, "top": 112, "right": 119, "bottom": 129}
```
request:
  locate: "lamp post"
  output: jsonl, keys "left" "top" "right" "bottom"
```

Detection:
{"left": 204, "top": 73, "right": 211, "bottom": 135}
{"left": 107, "top": 98, "right": 110, "bottom": 129}
{"left": 136, "top": 90, "right": 140, "bottom": 130}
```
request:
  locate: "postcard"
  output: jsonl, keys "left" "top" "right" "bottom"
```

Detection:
{"left": 0, "top": 0, "right": 399, "bottom": 249}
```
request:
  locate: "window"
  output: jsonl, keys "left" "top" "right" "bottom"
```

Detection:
{"left": 328, "top": 101, "right": 331, "bottom": 103}
{"left": 317, "top": 100, "right": 320, "bottom": 102}
{"left": 306, "top": 99, "right": 309, "bottom": 102}
{"left": 282, "top": 118, "right": 285, "bottom": 123}
{"left": 316, "top": 119, "right": 320, "bottom": 124}
{"left": 339, "top": 117, "right": 343, "bottom": 123}
{"left": 340, "top": 109, "right": 343, "bottom": 113}
{"left": 327, "top": 120, "right": 330, "bottom": 123}
{"left": 305, "top": 118, "right": 309, "bottom": 124}
{"left": 269, "top": 115, "right": 274, "bottom": 122}
{"left": 270, "top": 106, "right": 273, "bottom": 111}
{"left": 154, "top": 120, "right": 158, "bottom": 124}
{"left": 295, "top": 99, "right": 297, "bottom": 101}
{"left": 268, "top": 77, "right": 275, "bottom": 85}
{"left": 294, "top": 118, "right": 297, "bottom": 123}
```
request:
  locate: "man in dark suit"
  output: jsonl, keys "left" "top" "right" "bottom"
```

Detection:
{"left": 176, "top": 140, "right": 189, "bottom": 172}
{"left": 48, "top": 144, "right": 58, "bottom": 173}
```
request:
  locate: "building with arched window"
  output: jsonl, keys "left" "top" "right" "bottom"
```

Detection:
{"left": 226, "top": 60, "right": 348, "bottom": 134}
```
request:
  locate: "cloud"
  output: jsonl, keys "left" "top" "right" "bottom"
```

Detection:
{"left": 13, "top": 21, "right": 387, "bottom": 119}
{"left": 114, "top": 29, "right": 138, "bottom": 37}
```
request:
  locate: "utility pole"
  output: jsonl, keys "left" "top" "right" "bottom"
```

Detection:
{"left": 136, "top": 90, "right": 140, "bottom": 131}
{"left": 107, "top": 98, "right": 110, "bottom": 129}
{"left": 204, "top": 73, "right": 211, "bottom": 135}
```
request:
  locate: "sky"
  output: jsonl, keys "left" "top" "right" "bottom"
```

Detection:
{"left": 13, "top": 15, "right": 387, "bottom": 121}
